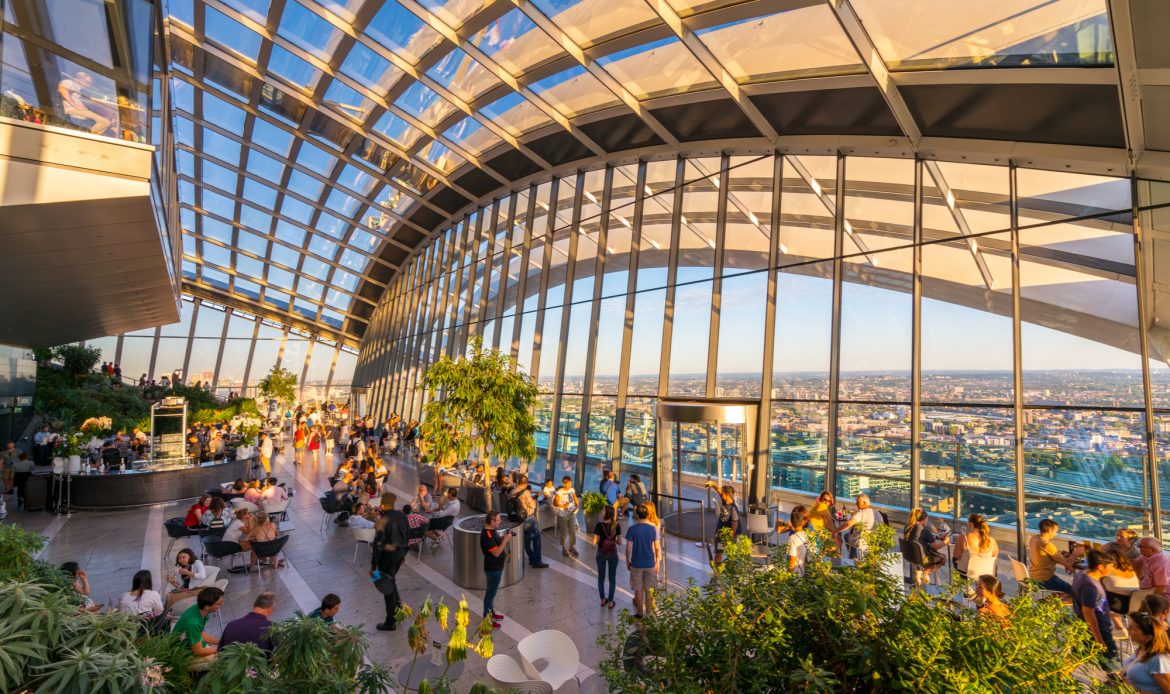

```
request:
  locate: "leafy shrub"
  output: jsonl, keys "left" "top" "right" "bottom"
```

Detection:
{"left": 197, "top": 614, "right": 392, "bottom": 693}
{"left": 54, "top": 344, "right": 102, "bottom": 376}
{"left": 600, "top": 525, "right": 1104, "bottom": 693}
{"left": 581, "top": 492, "right": 608, "bottom": 515}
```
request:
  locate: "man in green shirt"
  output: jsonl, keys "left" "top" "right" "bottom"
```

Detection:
{"left": 172, "top": 586, "right": 224, "bottom": 671}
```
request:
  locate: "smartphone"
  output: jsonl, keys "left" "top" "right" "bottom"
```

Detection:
{"left": 1067, "top": 541, "right": 1079, "bottom": 553}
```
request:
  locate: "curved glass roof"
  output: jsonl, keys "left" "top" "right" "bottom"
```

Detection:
{"left": 166, "top": 0, "right": 1145, "bottom": 346}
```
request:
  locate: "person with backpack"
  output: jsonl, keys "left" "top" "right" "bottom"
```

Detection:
{"left": 508, "top": 475, "right": 548, "bottom": 569}
{"left": 593, "top": 506, "right": 622, "bottom": 608}
{"left": 708, "top": 482, "right": 742, "bottom": 565}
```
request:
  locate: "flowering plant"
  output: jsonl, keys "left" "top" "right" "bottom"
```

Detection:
{"left": 79, "top": 417, "right": 113, "bottom": 437}
{"left": 230, "top": 415, "right": 264, "bottom": 444}
{"left": 54, "top": 433, "right": 84, "bottom": 458}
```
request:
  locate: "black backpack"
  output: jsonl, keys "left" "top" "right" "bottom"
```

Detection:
{"left": 506, "top": 493, "right": 528, "bottom": 523}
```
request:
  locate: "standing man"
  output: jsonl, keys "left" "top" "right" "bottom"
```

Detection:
{"left": 511, "top": 475, "right": 548, "bottom": 569}
{"left": 553, "top": 475, "right": 580, "bottom": 558}
{"left": 1072, "top": 549, "right": 1117, "bottom": 666}
{"left": 258, "top": 432, "right": 274, "bottom": 476}
{"left": 481, "top": 510, "right": 513, "bottom": 630}
{"left": 1, "top": 441, "right": 19, "bottom": 495}
{"left": 33, "top": 425, "right": 51, "bottom": 467}
{"left": 625, "top": 504, "right": 660, "bottom": 619}
{"left": 371, "top": 492, "right": 409, "bottom": 631}
{"left": 12, "top": 453, "right": 34, "bottom": 510}
{"left": 219, "top": 592, "right": 276, "bottom": 655}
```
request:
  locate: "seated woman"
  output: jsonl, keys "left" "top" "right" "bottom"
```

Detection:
{"left": 164, "top": 549, "right": 207, "bottom": 608}
{"left": 471, "top": 463, "right": 486, "bottom": 486}
{"left": 118, "top": 570, "right": 164, "bottom": 617}
{"left": 243, "top": 480, "right": 263, "bottom": 505}
{"left": 183, "top": 495, "right": 212, "bottom": 528}
{"left": 201, "top": 497, "right": 229, "bottom": 529}
{"left": 60, "top": 561, "right": 100, "bottom": 612}
{"left": 348, "top": 502, "right": 377, "bottom": 529}
{"left": 906, "top": 508, "right": 947, "bottom": 583}
{"left": 222, "top": 508, "right": 250, "bottom": 546}
{"left": 975, "top": 574, "right": 1010, "bottom": 620}
{"left": 491, "top": 466, "right": 512, "bottom": 494}
{"left": 1104, "top": 548, "right": 1142, "bottom": 625}
{"left": 954, "top": 514, "right": 998, "bottom": 578}
{"left": 1144, "top": 594, "right": 1170, "bottom": 621}
{"left": 243, "top": 511, "right": 279, "bottom": 570}
{"left": 1122, "top": 611, "right": 1170, "bottom": 694}
{"left": 222, "top": 479, "right": 247, "bottom": 501}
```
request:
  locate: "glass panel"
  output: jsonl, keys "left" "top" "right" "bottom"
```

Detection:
{"left": 697, "top": 5, "right": 863, "bottom": 83}
{"left": 469, "top": 10, "right": 563, "bottom": 75}
{"left": 426, "top": 48, "right": 499, "bottom": 102}
{"left": 852, "top": 0, "right": 1113, "bottom": 70}
{"left": 120, "top": 336, "right": 154, "bottom": 383}
{"left": 770, "top": 402, "right": 829, "bottom": 495}
{"left": 186, "top": 338, "right": 220, "bottom": 386}
{"left": 921, "top": 232, "right": 1014, "bottom": 404}
{"left": 716, "top": 272, "right": 765, "bottom": 398}
{"left": 529, "top": 66, "right": 619, "bottom": 117}
{"left": 628, "top": 288, "right": 665, "bottom": 395}
{"left": 531, "top": 0, "right": 659, "bottom": 47}
{"left": 621, "top": 397, "right": 655, "bottom": 475}
{"left": 1019, "top": 223, "right": 1142, "bottom": 408}
{"left": 773, "top": 263, "right": 833, "bottom": 400}
{"left": 597, "top": 36, "right": 716, "bottom": 100}
{"left": 835, "top": 403, "right": 911, "bottom": 504}
{"left": 839, "top": 248, "right": 914, "bottom": 401}
{"left": 667, "top": 279, "right": 712, "bottom": 396}
{"left": 1023, "top": 410, "right": 1149, "bottom": 543}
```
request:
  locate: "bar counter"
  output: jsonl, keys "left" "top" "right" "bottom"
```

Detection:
{"left": 68, "top": 457, "right": 248, "bottom": 509}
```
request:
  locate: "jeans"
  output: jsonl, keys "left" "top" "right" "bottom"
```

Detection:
{"left": 1036, "top": 574, "right": 1073, "bottom": 595}
{"left": 523, "top": 517, "right": 543, "bottom": 565}
{"left": 484, "top": 569, "right": 503, "bottom": 617}
{"left": 596, "top": 551, "right": 618, "bottom": 602}
{"left": 377, "top": 550, "right": 405, "bottom": 624}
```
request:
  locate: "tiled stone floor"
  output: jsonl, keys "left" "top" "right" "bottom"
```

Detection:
{"left": 7, "top": 446, "right": 721, "bottom": 692}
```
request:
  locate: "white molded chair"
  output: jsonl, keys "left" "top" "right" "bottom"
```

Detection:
{"left": 200, "top": 565, "right": 221, "bottom": 586}
{"left": 517, "top": 630, "right": 581, "bottom": 691}
{"left": 264, "top": 498, "right": 291, "bottom": 522}
{"left": 231, "top": 498, "right": 260, "bottom": 513}
{"left": 351, "top": 527, "right": 375, "bottom": 565}
{"left": 487, "top": 654, "right": 553, "bottom": 693}
{"left": 1010, "top": 557, "right": 1062, "bottom": 601}
{"left": 747, "top": 513, "right": 771, "bottom": 546}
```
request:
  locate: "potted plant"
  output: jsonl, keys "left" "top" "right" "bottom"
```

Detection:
{"left": 581, "top": 492, "right": 608, "bottom": 533}
{"left": 54, "top": 433, "right": 84, "bottom": 474}
{"left": 417, "top": 336, "right": 540, "bottom": 512}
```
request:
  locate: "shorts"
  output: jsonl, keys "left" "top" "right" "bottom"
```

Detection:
{"left": 630, "top": 567, "right": 658, "bottom": 592}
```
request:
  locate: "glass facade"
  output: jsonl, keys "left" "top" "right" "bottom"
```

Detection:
{"left": 93, "top": 295, "right": 356, "bottom": 402}
{"left": 358, "top": 153, "right": 1170, "bottom": 549}
{"left": 1, "top": 0, "right": 157, "bottom": 142}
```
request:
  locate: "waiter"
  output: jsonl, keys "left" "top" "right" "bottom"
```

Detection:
{"left": 370, "top": 492, "right": 409, "bottom": 632}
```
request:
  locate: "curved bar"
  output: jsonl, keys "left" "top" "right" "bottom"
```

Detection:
{"left": 66, "top": 458, "right": 248, "bottom": 509}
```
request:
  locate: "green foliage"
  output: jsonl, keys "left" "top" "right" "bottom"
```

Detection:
{"left": 54, "top": 344, "right": 102, "bottom": 376}
{"left": 35, "top": 366, "right": 150, "bottom": 433}
{"left": 600, "top": 525, "right": 1104, "bottom": 693}
{"left": 395, "top": 596, "right": 497, "bottom": 694}
{"left": 417, "top": 336, "right": 540, "bottom": 468}
{"left": 581, "top": 492, "right": 608, "bottom": 515}
{"left": 32, "top": 346, "right": 55, "bottom": 363}
{"left": 0, "top": 523, "right": 47, "bottom": 583}
{"left": 257, "top": 366, "right": 299, "bottom": 405}
{"left": 198, "top": 614, "right": 393, "bottom": 694}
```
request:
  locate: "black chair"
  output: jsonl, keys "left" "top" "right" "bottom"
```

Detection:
{"left": 252, "top": 535, "right": 291, "bottom": 583}
{"left": 319, "top": 496, "right": 342, "bottom": 532}
{"left": 164, "top": 517, "right": 197, "bottom": 560}
{"left": 205, "top": 539, "right": 244, "bottom": 571}
{"left": 899, "top": 538, "right": 941, "bottom": 586}
{"left": 426, "top": 515, "right": 456, "bottom": 549}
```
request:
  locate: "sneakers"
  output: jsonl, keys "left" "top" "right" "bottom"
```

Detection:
{"left": 569, "top": 547, "right": 579, "bottom": 558}
{"left": 491, "top": 621, "right": 502, "bottom": 630}
{"left": 531, "top": 562, "right": 549, "bottom": 568}
{"left": 376, "top": 621, "right": 397, "bottom": 631}
{"left": 491, "top": 611, "right": 505, "bottom": 620}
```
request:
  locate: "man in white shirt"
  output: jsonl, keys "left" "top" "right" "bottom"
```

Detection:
{"left": 261, "top": 477, "right": 288, "bottom": 506}
{"left": 426, "top": 488, "right": 460, "bottom": 544}
{"left": 553, "top": 476, "right": 580, "bottom": 558}
{"left": 258, "top": 433, "right": 274, "bottom": 475}
{"left": 834, "top": 494, "right": 879, "bottom": 559}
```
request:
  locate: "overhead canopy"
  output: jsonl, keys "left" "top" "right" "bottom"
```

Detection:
{"left": 157, "top": 0, "right": 1169, "bottom": 343}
